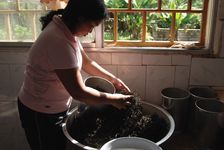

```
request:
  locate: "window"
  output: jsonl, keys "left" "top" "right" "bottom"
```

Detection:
{"left": 0, "top": 0, "right": 43, "bottom": 42}
{"left": 0, "top": 0, "right": 213, "bottom": 50}
{"left": 0, "top": 0, "right": 96, "bottom": 47}
{"left": 104, "top": 0, "right": 209, "bottom": 48}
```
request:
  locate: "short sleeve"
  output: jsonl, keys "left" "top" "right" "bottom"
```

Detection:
{"left": 46, "top": 39, "right": 79, "bottom": 70}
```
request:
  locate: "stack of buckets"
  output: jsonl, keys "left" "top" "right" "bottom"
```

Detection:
{"left": 161, "top": 87, "right": 224, "bottom": 150}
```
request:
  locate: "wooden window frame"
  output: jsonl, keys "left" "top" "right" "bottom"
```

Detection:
{"left": 104, "top": 0, "right": 209, "bottom": 48}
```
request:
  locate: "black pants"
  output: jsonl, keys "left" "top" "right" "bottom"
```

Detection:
{"left": 17, "top": 98, "right": 68, "bottom": 150}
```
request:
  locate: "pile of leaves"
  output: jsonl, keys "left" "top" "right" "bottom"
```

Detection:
{"left": 70, "top": 95, "right": 168, "bottom": 149}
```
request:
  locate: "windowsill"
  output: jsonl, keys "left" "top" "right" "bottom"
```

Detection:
{"left": 0, "top": 42, "right": 214, "bottom": 57}
{"left": 0, "top": 42, "right": 32, "bottom": 52}
{"left": 85, "top": 47, "right": 214, "bottom": 57}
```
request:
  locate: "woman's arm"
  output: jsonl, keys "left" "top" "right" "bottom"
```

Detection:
{"left": 55, "top": 68, "right": 132, "bottom": 109}
{"left": 81, "top": 50, "right": 130, "bottom": 92}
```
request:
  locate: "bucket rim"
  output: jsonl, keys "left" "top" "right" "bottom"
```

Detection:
{"left": 141, "top": 101, "right": 175, "bottom": 145}
{"left": 189, "top": 86, "right": 217, "bottom": 99}
{"left": 195, "top": 99, "right": 224, "bottom": 114}
{"left": 100, "top": 136, "right": 162, "bottom": 150}
{"left": 61, "top": 107, "right": 98, "bottom": 150}
{"left": 84, "top": 76, "right": 116, "bottom": 94}
{"left": 161, "top": 87, "right": 190, "bottom": 100}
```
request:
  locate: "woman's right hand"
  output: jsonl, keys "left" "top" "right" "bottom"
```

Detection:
{"left": 109, "top": 94, "right": 134, "bottom": 109}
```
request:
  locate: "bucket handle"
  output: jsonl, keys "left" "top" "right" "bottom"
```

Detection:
{"left": 61, "top": 104, "right": 88, "bottom": 127}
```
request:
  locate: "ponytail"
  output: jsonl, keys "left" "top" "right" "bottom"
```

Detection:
{"left": 40, "top": 9, "right": 64, "bottom": 31}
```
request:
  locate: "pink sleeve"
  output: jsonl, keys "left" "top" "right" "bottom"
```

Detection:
{"left": 46, "top": 39, "right": 79, "bottom": 70}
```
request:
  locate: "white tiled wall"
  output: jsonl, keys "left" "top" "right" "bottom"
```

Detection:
{"left": 112, "top": 53, "right": 142, "bottom": 65}
{"left": 190, "top": 58, "right": 224, "bottom": 86}
{"left": 0, "top": 51, "right": 27, "bottom": 100}
{"left": 1, "top": 51, "right": 224, "bottom": 104}
{"left": 146, "top": 66, "right": 175, "bottom": 105}
{"left": 143, "top": 54, "right": 172, "bottom": 65}
{"left": 174, "top": 66, "right": 190, "bottom": 89}
{"left": 118, "top": 65, "right": 146, "bottom": 98}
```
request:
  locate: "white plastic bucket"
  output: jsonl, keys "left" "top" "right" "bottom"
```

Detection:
{"left": 100, "top": 137, "right": 162, "bottom": 150}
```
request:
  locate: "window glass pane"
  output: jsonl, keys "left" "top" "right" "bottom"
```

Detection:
{"left": 0, "top": 0, "right": 16, "bottom": 10}
{"left": 104, "top": 12, "right": 114, "bottom": 41}
{"left": 118, "top": 12, "right": 142, "bottom": 41}
{"left": 105, "top": 0, "right": 128, "bottom": 9}
{"left": 176, "top": 13, "right": 201, "bottom": 41}
{"left": 19, "top": 0, "right": 43, "bottom": 10}
{"left": 11, "top": 12, "right": 33, "bottom": 41}
{"left": 79, "top": 30, "right": 95, "bottom": 43}
{"left": 162, "top": 0, "right": 188, "bottom": 10}
{"left": 146, "top": 13, "right": 171, "bottom": 41}
{"left": 35, "top": 13, "right": 44, "bottom": 38}
{"left": 192, "top": 0, "right": 204, "bottom": 10}
{"left": 0, "top": 14, "right": 8, "bottom": 40}
{"left": 132, "top": 0, "right": 158, "bottom": 9}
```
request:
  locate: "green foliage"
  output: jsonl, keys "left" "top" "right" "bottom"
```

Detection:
{"left": 118, "top": 13, "right": 142, "bottom": 40}
{"left": 13, "top": 25, "right": 32, "bottom": 40}
{"left": 132, "top": 0, "right": 157, "bottom": 9}
{"left": 0, "top": 1, "right": 16, "bottom": 10}
{"left": 192, "top": 0, "right": 203, "bottom": 9}
{"left": 178, "top": 13, "right": 200, "bottom": 29}
{"left": 162, "top": 0, "right": 188, "bottom": 9}
{"left": 157, "top": 13, "right": 172, "bottom": 28}
{"left": 105, "top": 0, "right": 128, "bottom": 8}
{"left": 0, "top": 28, "right": 7, "bottom": 40}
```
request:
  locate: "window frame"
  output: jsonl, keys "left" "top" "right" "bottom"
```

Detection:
{"left": 0, "top": 0, "right": 219, "bottom": 56}
{"left": 102, "top": 0, "right": 208, "bottom": 47}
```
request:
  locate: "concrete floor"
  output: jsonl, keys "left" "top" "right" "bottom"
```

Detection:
{"left": 0, "top": 100, "right": 30, "bottom": 150}
{"left": 160, "top": 132, "right": 200, "bottom": 150}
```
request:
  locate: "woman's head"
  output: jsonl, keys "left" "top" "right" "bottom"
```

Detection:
{"left": 40, "top": 0, "right": 108, "bottom": 36}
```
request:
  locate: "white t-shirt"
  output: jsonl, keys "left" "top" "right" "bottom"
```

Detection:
{"left": 19, "top": 15, "right": 83, "bottom": 114}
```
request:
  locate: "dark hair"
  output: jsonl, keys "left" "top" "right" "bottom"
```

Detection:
{"left": 40, "top": 0, "right": 108, "bottom": 32}
{"left": 40, "top": 9, "right": 64, "bottom": 31}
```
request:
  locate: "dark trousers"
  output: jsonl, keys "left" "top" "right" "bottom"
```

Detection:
{"left": 17, "top": 98, "right": 68, "bottom": 150}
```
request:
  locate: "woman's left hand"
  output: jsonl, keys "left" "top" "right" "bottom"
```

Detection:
{"left": 111, "top": 78, "right": 131, "bottom": 93}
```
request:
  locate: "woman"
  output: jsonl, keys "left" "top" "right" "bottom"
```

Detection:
{"left": 17, "top": 0, "right": 133, "bottom": 150}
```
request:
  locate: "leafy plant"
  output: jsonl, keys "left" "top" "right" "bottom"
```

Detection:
{"left": 0, "top": 28, "right": 7, "bottom": 40}
{"left": 162, "top": 0, "right": 188, "bottom": 9}
{"left": 13, "top": 25, "right": 32, "bottom": 40}
{"left": 118, "top": 13, "right": 142, "bottom": 40}
{"left": 132, "top": 0, "right": 157, "bottom": 9}
{"left": 177, "top": 13, "right": 200, "bottom": 29}
{"left": 104, "top": 0, "right": 128, "bottom": 8}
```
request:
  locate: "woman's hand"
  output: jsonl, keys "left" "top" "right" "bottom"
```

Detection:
{"left": 111, "top": 78, "right": 131, "bottom": 93}
{"left": 110, "top": 94, "right": 134, "bottom": 109}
